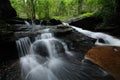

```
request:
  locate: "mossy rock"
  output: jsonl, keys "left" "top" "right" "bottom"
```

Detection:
{"left": 50, "top": 25, "right": 73, "bottom": 35}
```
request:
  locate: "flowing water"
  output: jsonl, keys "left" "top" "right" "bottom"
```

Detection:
{"left": 63, "top": 23, "right": 120, "bottom": 47}
{"left": 16, "top": 24, "right": 115, "bottom": 80}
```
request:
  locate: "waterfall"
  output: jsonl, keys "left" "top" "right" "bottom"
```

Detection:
{"left": 16, "top": 26, "right": 114, "bottom": 80}
{"left": 16, "top": 32, "right": 75, "bottom": 80}
{"left": 32, "top": 33, "right": 72, "bottom": 58}
{"left": 64, "top": 23, "right": 120, "bottom": 47}
{"left": 16, "top": 37, "right": 31, "bottom": 57}
{"left": 41, "top": 33, "right": 53, "bottom": 39}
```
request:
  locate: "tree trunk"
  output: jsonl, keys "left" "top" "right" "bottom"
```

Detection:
{"left": 31, "top": 0, "right": 36, "bottom": 20}
{"left": 23, "top": 0, "right": 29, "bottom": 18}
{"left": 78, "top": 0, "right": 83, "bottom": 15}
{"left": 45, "top": 0, "right": 50, "bottom": 19}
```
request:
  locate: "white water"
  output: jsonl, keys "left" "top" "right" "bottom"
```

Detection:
{"left": 17, "top": 32, "right": 75, "bottom": 80}
{"left": 16, "top": 37, "right": 31, "bottom": 57}
{"left": 24, "top": 21, "right": 43, "bottom": 31}
{"left": 63, "top": 23, "right": 120, "bottom": 47}
{"left": 20, "top": 54, "right": 59, "bottom": 80}
{"left": 32, "top": 33, "right": 72, "bottom": 58}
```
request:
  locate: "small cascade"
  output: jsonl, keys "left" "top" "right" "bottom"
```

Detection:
{"left": 24, "top": 20, "right": 38, "bottom": 31}
{"left": 32, "top": 33, "right": 71, "bottom": 58}
{"left": 24, "top": 21, "right": 31, "bottom": 28}
{"left": 16, "top": 37, "right": 31, "bottom": 57}
{"left": 41, "top": 33, "right": 53, "bottom": 39}
{"left": 65, "top": 23, "right": 120, "bottom": 47}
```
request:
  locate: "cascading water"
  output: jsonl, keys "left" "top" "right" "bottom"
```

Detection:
{"left": 16, "top": 24, "right": 115, "bottom": 80}
{"left": 16, "top": 37, "right": 31, "bottom": 57}
{"left": 16, "top": 32, "right": 75, "bottom": 80}
{"left": 63, "top": 23, "right": 120, "bottom": 47}
{"left": 32, "top": 33, "right": 70, "bottom": 58}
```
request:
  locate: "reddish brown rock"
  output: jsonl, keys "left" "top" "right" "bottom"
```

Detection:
{"left": 85, "top": 46, "right": 120, "bottom": 80}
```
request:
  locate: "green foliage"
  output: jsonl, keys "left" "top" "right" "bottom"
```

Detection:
{"left": 96, "top": 0, "right": 116, "bottom": 25}
{"left": 77, "top": 0, "right": 83, "bottom": 14}
{"left": 9, "top": 0, "right": 78, "bottom": 20}
{"left": 10, "top": 0, "right": 25, "bottom": 18}
{"left": 10, "top": 0, "right": 117, "bottom": 23}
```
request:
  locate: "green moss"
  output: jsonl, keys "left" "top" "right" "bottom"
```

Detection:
{"left": 79, "top": 12, "right": 95, "bottom": 18}
{"left": 50, "top": 25, "right": 73, "bottom": 33}
{"left": 51, "top": 15, "right": 74, "bottom": 21}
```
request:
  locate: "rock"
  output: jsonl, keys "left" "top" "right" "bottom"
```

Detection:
{"left": 0, "top": 0, "right": 17, "bottom": 19}
{"left": 40, "top": 19, "right": 62, "bottom": 25}
{"left": 32, "top": 40, "right": 50, "bottom": 57}
{"left": 0, "top": 60, "right": 21, "bottom": 80}
{"left": 85, "top": 46, "right": 120, "bottom": 80}
{"left": 69, "top": 16, "right": 103, "bottom": 31}
{"left": 32, "top": 39, "right": 65, "bottom": 57}
{"left": 0, "top": 31, "right": 18, "bottom": 61}
{"left": 98, "top": 38, "right": 105, "bottom": 43}
{"left": 50, "top": 25, "right": 73, "bottom": 36}
{"left": 5, "top": 18, "right": 26, "bottom": 24}
{"left": 55, "top": 29, "right": 95, "bottom": 54}
{"left": 95, "top": 25, "right": 120, "bottom": 37}
{"left": 0, "top": 22, "right": 17, "bottom": 31}
{"left": 40, "top": 20, "right": 48, "bottom": 25}
{"left": 49, "top": 19, "right": 62, "bottom": 25}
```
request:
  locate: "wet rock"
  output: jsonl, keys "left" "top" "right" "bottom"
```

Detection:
{"left": 41, "top": 20, "right": 48, "bottom": 25}
{"left": 79, "top": 59, "right": 115, "bottom": 80}
{"left": 0, "top": 21, "right": 17, "bottom": 31}
{"left": 85, "top": 46, "right": 120, "bottom": 80}
{"left": 0, "top": 31, "right": 18, "bottom": 61}
{"left": 55, "top": 29, "right": 95, "bottom": 54}
{"left": 52, "top": 25, "right": 95, "bottom": 54}
{"left": 49, "top": 19, "right": 62, "bottom": 25}
{"left": 32, "top": 39, "right": 65, "bottom": 57}
{"left": 98, "top": 38, "right": 105, "bottom": 43}
{"left": 40, "top": 19, "right": 62, "bottom": 25}
{"left": 50, "top": 25, "right": 73, "bottom": 36}
{"left": 69, "top": 16, "right": 103, "bottom": 31}
{"left": 0, "top": 60, "right": 21, "bottom": 80}
{"left": 32, "top": 40, "right": 49, "bottom": 57}
{"left": 95, "top": 25, "right": 120, "bottom": 37}
{"left": 5, "top": 18, "right": 26, "bottom": 24}
{"left": 0, "top": 0, "right": 17, "bottom": 19}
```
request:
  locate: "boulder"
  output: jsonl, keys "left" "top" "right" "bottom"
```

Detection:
{"left": 32, "top": 39, "right": 65, "bottom": 57}
{"left": 69, "top": 16, "right": 103, "bottom": 31}
{"left": 85, "top": 46, "right": 120, "bottom": 80}
{"left": 40, "top": 19, "right": 62, "bottom": 25}
{"left": 55, "top": 29, "right": 96, "bottom": 54}
{"left": 50, "top": 25, "right": 73, "bottom": 36}
{"left": 49, "top": 19, "right": 62, "bottom": 25}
